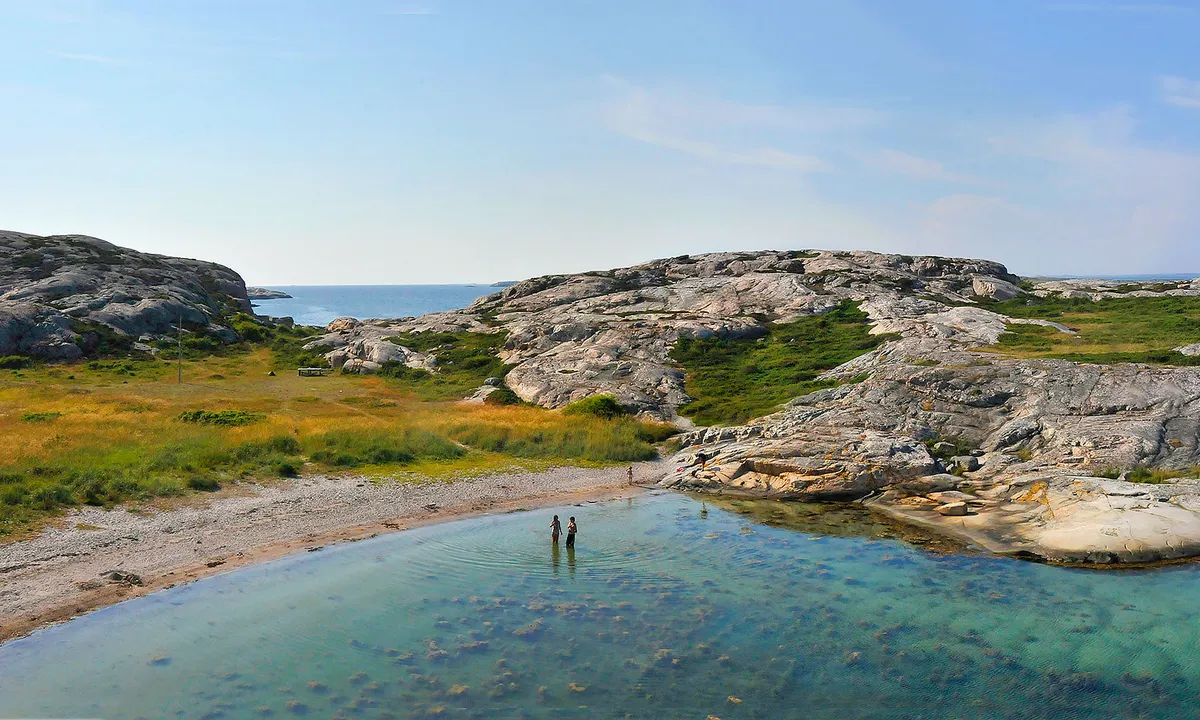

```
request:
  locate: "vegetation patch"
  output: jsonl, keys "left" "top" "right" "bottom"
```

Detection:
{"left": 380, "top": 331, "right": 509, "bottom": 400}
{"left": 985, "top": 296, "right": 1200, "bottom": 365}
{"left": 1093, "top": 465, "right": 1200, "bottom": 484}
{"left": 483, "top": 386, "right": 523, "bottom": 406}
{"left": 21, "top": 411, "right": 62, "bottom": 423}
{"left": 307, "top": 428, "right": 465, "bottom": 468}
{"left": 446, "top": 417, "right": 675, "bottom": 463}
{"left": 0, "top": 356, "right": 33, "bottom": 370}
{"left": 670, "top": 300, "right": 892, "bottom": 426}
{"left": 562, "top": 394, "right": 626, "bottom": 420}
{"left": 178, "top": 410, "right": 265, "bottom": 426}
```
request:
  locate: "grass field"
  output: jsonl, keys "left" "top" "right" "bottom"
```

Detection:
{"left": 0, "top": 349, "right": 675, "bottom": 538}
{"left": 984, "top": 296, "right": 1200, "bottom": 365}
{"left": 670, "top": 301, "right": 890, "bottom": 426}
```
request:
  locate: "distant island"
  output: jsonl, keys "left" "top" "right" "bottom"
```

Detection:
{"left": 246, "top": 287, "right": 293, "bottom": 300}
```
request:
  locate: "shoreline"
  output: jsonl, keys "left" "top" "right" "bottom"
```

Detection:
{"left": 0, "top": 462, "right": 665, "bottom": 646}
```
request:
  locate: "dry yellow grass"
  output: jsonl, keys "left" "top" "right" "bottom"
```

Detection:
{"left": 0, "top": 350, "right": 674, "bottom": 536}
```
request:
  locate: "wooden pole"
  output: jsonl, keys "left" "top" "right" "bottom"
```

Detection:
{"left": 177, "top": 313, "right": 183, "bottom": 384}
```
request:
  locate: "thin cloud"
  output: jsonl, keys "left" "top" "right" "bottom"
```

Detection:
{"left": 49, "top": 51, "right": 124, "bottom": 65}
{"left": 602, "top": 77, "right": 868, "bottom": 172}
{"left": 1045, "top": 3, "right": 1195, "bottom": 12}
{"left": 1160, "top": 76, "right": 1200, "bottom": 108}
{"left": 864, "top": 149, "right": 991, "bottom": 186}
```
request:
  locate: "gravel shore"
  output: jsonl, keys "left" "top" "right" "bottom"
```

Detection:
{"left": 0, "top": 461, "right": 668, "bottom": 643}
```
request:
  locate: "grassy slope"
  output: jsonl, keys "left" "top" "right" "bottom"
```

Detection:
{"left": 0, "top": 347, "right": 675, "bottom": 539}
{"left": 983, "top": 296, "right": 1200, "bottom": 365}
{"left": 670, "top": 301, "right": 890, "bottom": 426}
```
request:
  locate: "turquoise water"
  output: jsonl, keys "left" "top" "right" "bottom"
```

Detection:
{"left": 251, "top": 285, "right": 498, "bottom": 326}
{"left": 2, "top": 493, "right": 1199, "bottom": 719}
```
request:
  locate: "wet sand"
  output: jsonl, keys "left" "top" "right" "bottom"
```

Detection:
{"left": 0, "top": 461, "right": 665, "bottom": 644}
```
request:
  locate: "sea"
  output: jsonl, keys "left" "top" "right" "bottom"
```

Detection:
{"left": 250, "top": 285, "right": 502, "bottom": 327}
{"left": 3, "top": 493, "right": 1200, "bottom": 718}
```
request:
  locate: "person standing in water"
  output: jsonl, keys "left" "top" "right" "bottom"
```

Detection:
{"left": 566, "top": 516, "right": 577, "bottom": 548}
{"left": 550, "top": 515, "right": 562, "bottom": 544}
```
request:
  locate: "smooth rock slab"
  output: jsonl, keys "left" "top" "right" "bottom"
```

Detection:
{"left": 870, "top": 476, "right": 1200, "bottom": 564}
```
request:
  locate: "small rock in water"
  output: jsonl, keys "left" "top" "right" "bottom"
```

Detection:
{"left": 937, "top": 502, "right": 969, "bottom": 516}
{"left": 149, "top": 654, "right": 171, "bottom": 666}
{"left": 284, "top": 700, "right": 308, "bottom": 715}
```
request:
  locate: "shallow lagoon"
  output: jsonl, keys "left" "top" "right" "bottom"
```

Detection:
{"left": 2, "top": 493, "right": 1199, "bottom": 719}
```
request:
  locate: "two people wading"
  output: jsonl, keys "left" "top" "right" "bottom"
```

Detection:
{"left": 550, "top": 514, "right": 577, "bottom": 548}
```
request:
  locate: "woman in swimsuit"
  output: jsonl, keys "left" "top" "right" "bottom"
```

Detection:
{"left": 550, "top": 515, "right": 562, "bottom": 544}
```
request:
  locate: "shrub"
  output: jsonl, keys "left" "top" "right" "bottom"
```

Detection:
{"left": 178, "top": 410, "right": 265, "bottom": 426}
{"left": 562, "top": 395, "right": 626, "bottom": 420}
{"left": 483, "top": 386, "right": 522, "bottom": 406}
{"left": 22, "top": 412, "right": 63, "bottom": 423}
{"left": 0, "top": 356, "right": 32, "bottom": 370}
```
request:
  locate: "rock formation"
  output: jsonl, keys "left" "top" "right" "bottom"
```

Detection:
{"left": 309, "top": 250, "right": 1200, "bottom": 562}
{"left": 1, "top": 230, "right": 251, "bottom": 359}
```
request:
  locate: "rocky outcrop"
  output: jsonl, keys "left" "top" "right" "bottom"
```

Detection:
{"left": 305, "top": 248, "right": 1200, "bottom": 562}
{"left": 1, "top": 231, "right": 251, "bottom": 359}
{"left": 305, "top": 250, "right": 1020, "bottom": 414}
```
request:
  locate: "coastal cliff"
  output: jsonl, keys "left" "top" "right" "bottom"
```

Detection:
{"left": 0, "top": 231, "right": 252, "bottom": 359}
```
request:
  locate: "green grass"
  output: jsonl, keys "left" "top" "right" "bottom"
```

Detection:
{"left": 306, "top": 428, "right": 465, "bottom": 467}
{"left": 670, "top": 301, "right": 892, "bottom": 426}
{"left": 985, "top": 296, "right": 1200, "bottom": 365}
{"left": 445, "top": 417, "right": 676, "bottom": 463}
{"left": 379, "top": 330, "right": 509, "bottom": 400}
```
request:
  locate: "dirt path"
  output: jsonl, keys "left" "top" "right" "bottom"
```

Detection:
{"left": 0, "top": 461, "right": 667, "bottom": 644}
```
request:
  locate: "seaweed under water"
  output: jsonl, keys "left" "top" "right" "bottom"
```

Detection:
{"left": 1, "top": 493, "right": 1198, "bottom": 719}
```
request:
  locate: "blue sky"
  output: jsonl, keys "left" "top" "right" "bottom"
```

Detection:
{"left": 2, "top": 0, "right": 1199, "bottom": 283}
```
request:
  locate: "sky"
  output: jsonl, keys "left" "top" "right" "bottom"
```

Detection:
{"left": 2, "top": 0, "right": 1199, "bottom": 284}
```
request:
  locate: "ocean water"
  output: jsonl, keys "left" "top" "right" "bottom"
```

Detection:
{"left": 2, "top": 493, "right": 1199, "bottom": 719}
{"left": 250, "top": 285, "right": 499, "bottom": 327}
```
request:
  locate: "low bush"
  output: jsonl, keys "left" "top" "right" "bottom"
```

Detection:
{"left": 483, "top": 386, "right": 522, "bottom": 406}
{"left": 562, "top": 395, "right": 626, "bottom": 420}
{"left": 178, "top": 410, "right": 265, "bottom": 426}
{"left": 21, "top": 411, "right": 62, "bottom": 423}
{"left": 0, "top": 356, "right": 32, "bottom": 370}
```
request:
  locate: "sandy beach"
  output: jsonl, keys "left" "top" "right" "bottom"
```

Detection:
{"left": 0, "top": 461, "right": 667, "bottom": 644}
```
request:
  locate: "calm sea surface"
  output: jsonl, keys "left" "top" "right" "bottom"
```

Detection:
{"left": 2, "top": 493, "right": 1199, "bottom": 719}
{"left": 251, "top": 285, "right": 499, "bottom": 327}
